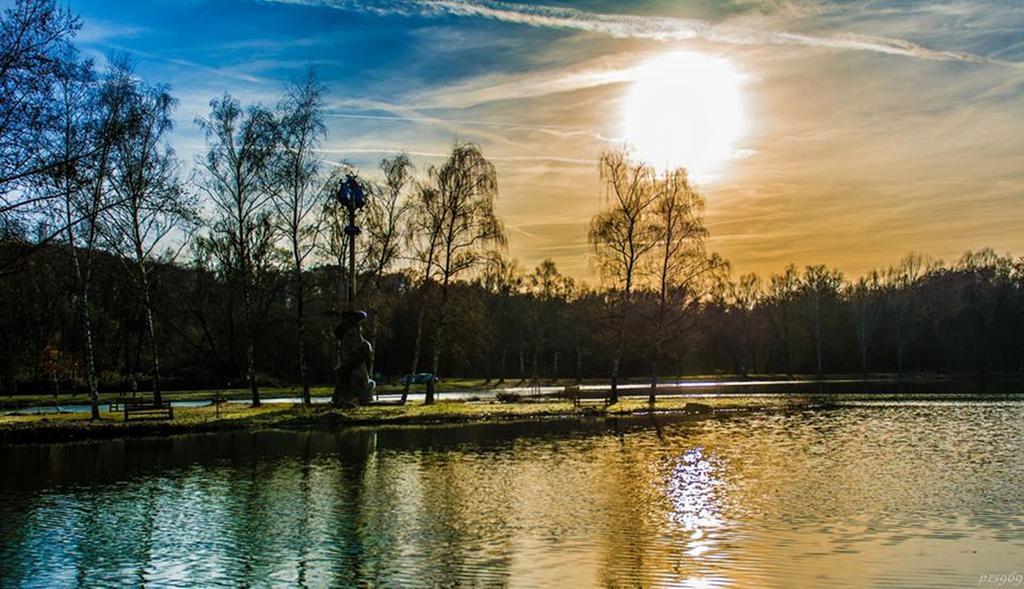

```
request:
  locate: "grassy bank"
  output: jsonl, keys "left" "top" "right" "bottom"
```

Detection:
{"left": 0, "top": 372, "right": 985, "bottom": 411}
{"left": 0, "top": 395, "right": 820, "bottom": 445}
{"left": 0, "top": 378, "right": 497, "bottom": 410}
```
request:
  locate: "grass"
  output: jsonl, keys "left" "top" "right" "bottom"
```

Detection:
{"left": 0, "top": 378, "right": 496, "bottom": 410}
{"left": 0, "top": 394, "right": 823, "bottom": 445}
{"left": 1, "top": 371, "right": 974, "bottom": 411}
{"left": 0, "top": 403, "right": 292, "bottom": 444}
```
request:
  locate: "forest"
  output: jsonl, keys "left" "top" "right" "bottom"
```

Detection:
{"left": 2, "top": 0, "right": 1023, "bottom": 410}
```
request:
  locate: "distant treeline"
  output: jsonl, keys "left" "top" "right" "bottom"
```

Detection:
{"left": 2, "top": 1, "right": 1022, "bottom": 414}
{"left": 2, "top": 239, "right": 1023, "bottom": 393}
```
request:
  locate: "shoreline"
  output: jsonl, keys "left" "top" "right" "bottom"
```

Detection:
{"left": 0, "top": 396, "right": 814, "bottom": 445}
{"left": 3, "top": 391, "right": 1024, "bottom": 446}
{"left": 3, "top": 372, "right": 1021, "bottom": 412}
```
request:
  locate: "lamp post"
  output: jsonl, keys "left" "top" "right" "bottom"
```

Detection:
{"left": 331, "top": 173, "right": 373, "bottom": 407}
{"left": 335, "top": 173, "right": 366, "bottom": 309}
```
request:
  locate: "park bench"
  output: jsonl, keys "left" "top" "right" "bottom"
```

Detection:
{"left": 560, "top": 384, "right": 608, "bottom": 407}
{"left": 121, "top": 398, "right": 173, "bottom": 421}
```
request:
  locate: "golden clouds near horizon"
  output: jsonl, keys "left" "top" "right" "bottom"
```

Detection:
{"left": 620, "top": 51, "right": 747, "bottom": 181}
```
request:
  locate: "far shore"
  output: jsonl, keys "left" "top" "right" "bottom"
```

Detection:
{"left": 3, "top": 372, "right": 1022, "bottom": 412}
{"left": 3, "top": 385, "right": 1024, "bottom": 445}
{"left": 0, "top": 396, "right": 744, "bottom": 445}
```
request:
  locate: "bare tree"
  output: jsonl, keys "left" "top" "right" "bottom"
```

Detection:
{"left": 727, "top": 273, "right": 763, "bottom": 375}
{"left": 800, "top": 265, "right": 844, "bottom": 378}
{"left": 400, "top": 180, "right": 443, "bottom": 403}
{"left": 528, "top": 259, "right": 575, "bottom": 382}
{"left": 0, "top": 0, "right": 80, "bottom": 207}
{"left": 365, "top": 155, "right": 413, "bottom": 281}
{"left": 418, "top": 142, "right": 506, "bottom": 404}
{"left": 362, "top": 153, "right": 413, "bottom": 379}
{"left": 43, "top": 56, "right": 132, "bottom": 418}
{"left": 102, "top": 66, "right": 195, "bottom": 406}
{"left": 644, "top": 167, "right": 725, "bottom": 403}
{"left": 849, "top": 271, "right": 882, "bottom": 377}
{"left": 588, "top": 150, "right": 659, "bottom": 403}
{"left": 479, "top": 252, "right": 523, "bottom": 384}
{"left": 195, "top": 94, "right": 276, "bottom": 407}
{"left": 269, "top": 70, "right": 328, "bottom": 407}
{"left": 883, "top": 252, "right": 936, "bottom": 375}
{"left": 766, "top": 264, "right": 800, "bottom": 375}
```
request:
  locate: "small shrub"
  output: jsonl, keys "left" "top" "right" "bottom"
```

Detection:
{"left": 496, "top": 392, "right": 521, "bottom": 404}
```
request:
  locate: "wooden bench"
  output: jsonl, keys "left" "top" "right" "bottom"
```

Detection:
{"left": 122, "top": 398, "right": 173, "bottom": 421}
{"left": 560, "top": 385, "right": 609, "bottom": 407}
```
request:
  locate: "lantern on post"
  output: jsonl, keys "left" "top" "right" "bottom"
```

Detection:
{"left": 335, "top": 173, "right": 366, "bottom": 310}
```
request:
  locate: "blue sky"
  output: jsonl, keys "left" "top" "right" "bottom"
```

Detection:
{"left": 67, "top": 0, "right": 1024, "bottom": 279}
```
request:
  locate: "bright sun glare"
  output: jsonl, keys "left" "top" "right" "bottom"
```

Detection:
{"left": 621, "top": 52, "right": 746, "bottom": 180}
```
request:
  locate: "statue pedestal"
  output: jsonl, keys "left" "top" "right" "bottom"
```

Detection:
{"left": 332, "top": 310, "right": 374, "bottom": 407}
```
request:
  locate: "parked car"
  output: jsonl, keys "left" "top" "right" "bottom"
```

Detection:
{"left": 400, "top": 373, "right": 439, "bottom": 385}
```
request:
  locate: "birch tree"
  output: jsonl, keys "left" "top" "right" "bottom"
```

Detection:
{"left": 269, "top": 71, "right": 328, "bottom": 407}
{"left": 418, "top": 143, "right": 505, "bottom": 404}
{"left": 103, "top": 70, "right": 195, "bottom": 406}
{"left": 644, "top": 167, "right": 725, "bottom": 403}
{"left": 45, "top": 57, "right": 131, "bottom": 418}
{"left": 0, "top": 0, "right": 80, "bottom": 217}
{"left": 362, "top": 153, "right": 413, "bottom": 378}
{"left": 588, "top": 150, "right": 659, "bottom": 403}
{"left": 195, "top": 94, "right": 276, "bottom": 407}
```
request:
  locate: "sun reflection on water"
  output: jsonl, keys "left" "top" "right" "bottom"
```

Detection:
{"left": 664, "top": 446, "right": 731, "bottom": 587}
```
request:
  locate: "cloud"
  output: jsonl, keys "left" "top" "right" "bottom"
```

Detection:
{"left": 264, "top": 0, "right": 1022, "bottom": 67}
{"left": 409, "top": 52, "right": 641, "bottom": 109}
{"left": 77, "top": 19, "right": 150, "bottom": 43}
{"left": 315, "top": 146, "right": 594, "bottom": 166}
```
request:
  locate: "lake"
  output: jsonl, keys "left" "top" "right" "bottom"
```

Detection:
{"left": 2, "top": 400, "right": 1023, "bottom": 587}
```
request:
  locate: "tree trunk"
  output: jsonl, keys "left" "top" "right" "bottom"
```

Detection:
{"left": 575, "top": 343, "right": 583, "bottom": 385}
{"left": 403, "top": 305, "right": 426, "bottom": 404}
{"left": 896, "top": 319, "right": 905, "bottom": 376}
{"left": 813, "top": 299, "right": 823, "bottom": 379}
{"left": 142, "top": 282, "right": 163, "bottom": 407}
{"left": 551, "top": 350, "right": 559, "bottom": 383}
{"left": 649, "top": 349, "right": 659, "bottom": 406}
{"left": 649, "top": 366, "right": 657, "bottom": 405}
{"left": 81, "top": 286, "right": 100, "bottom": 420}
{"left": 243, "top": 284, "right": 260, "bottom": 407}
{"left": 531, "top": 347, "right": 538, "bottom": 383}
{"left": 426, "top": 282, "right": 450, "bottom": 405}
{"left": 609, "top": 354, "right": 620, "bottom": 405}
{"left": 68, "top": 232, "right": 100, "bottom": 419}
{"left": 859, "top": 333, "right": 868, "bottom": 377}
{"left": 294, "top": 264, "right": 310, "bottom": 407}
{"left": 367, "top": 317, "right": 379, "bottom": 386}
{"left": 498, "top": 347, "right": 507, "bottom": 384}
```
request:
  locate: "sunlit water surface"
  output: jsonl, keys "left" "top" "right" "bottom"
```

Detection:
{"left": 2, "top": 402, "right": 1023, "bottom": 587}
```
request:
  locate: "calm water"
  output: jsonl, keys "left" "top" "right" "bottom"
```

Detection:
{"left": 2, "top": 402, "right": 1023, "bottom": 587}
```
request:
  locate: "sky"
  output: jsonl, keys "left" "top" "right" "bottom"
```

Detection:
{"left": 67, "top": 0, "right": 1024, "bottom": 281}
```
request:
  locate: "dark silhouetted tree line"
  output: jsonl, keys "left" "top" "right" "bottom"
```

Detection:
{"left": 2, "top": 1, "right": 1023, "bottom": 411}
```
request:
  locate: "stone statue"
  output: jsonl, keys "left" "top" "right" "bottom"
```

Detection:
{"left": 332, "top": 310, "right": 375, "bottom": 406}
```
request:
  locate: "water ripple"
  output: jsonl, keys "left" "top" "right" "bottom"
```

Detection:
{"left": 2, "top": 403, "right": 1023, "bottom": 587}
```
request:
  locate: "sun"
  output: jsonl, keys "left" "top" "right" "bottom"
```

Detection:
{"left": 620, "top": 51, "right": 747, "bottom": 180}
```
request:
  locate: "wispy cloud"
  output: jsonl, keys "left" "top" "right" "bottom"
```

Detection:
{"left": 315, "top": 146, "right": 595, "bottom": 166}
{"left": 265, "top": 0, "right": 1022, "bottom": 67}
{"left": 77, "top": 19, "right": 150, "bottom": 43}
